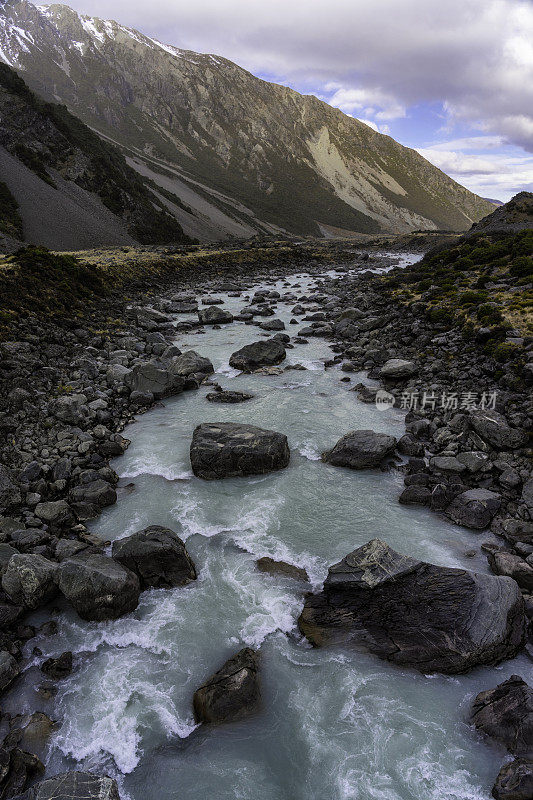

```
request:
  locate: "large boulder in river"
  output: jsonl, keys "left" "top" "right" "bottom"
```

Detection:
{"left": 470, "top": 410, "right": 527, "bottom": 450}
{"left": 112, "top": 525, "right": 196, "bottom": 589}
{"left": 57, "top": 554, "right": 140, "bottom": 621}
{"left": 492, "top": 758, "right": 533, "bottom": 800}
{"left": 322, "top": 430, "right": 397, "bottom": 469}
{"left": 471, "top": 675, "right": 533, "bottom": 758}
{"left": 193, "top": 648, "right": 260, "bottom": 724}
{"left": 124, "top": 360, "right": 185, "bottom": 400}
{"left": 2, "top": 554, "right": 58, "bottom": 609}
{"left": 190, "top": 423, "right": 290, "bottom": 480}
{"left": 446, "top": 488, "right": 501, "bottom": 530}
{"left": 170, "top": 351, "right": 214, "bottom": 382}
{"left": 198, "top": 306, "right": 233, "bottom": 325}
{"left": 229, "top": 339, "right": 286, "bottom": 372}
{"left": 298, "top": 539, "right": 525, "bottom": 674}
{"left": 12, "top": 771, "right": 120, "bottom": 800}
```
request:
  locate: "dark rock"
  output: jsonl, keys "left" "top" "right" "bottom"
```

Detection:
{"left": 190, "top": 422, "right": 290, "bottom": 480}
{"left": 0, "top": 747, "right": 44, "bottom": 799}
{"left": 34, "top": 501, "right": 73, "bottom": 528}
{"left": 470, "top": 411, "right": 527, "bottom": 450}
{"left": 399, "top": 485, "right": 431, "bottom": 505}
{"left": 471, "top": 675, "right": 533, "bottom": 757}
{"left": 112, "top": 525, "right": 196, "bottom": 589}
{"left": 193, "top": 648, "right": 260, "bottom": 724}
{"left": 322, "top": 429, "right": 397, "bottom": 469}
{"left": 256, "top": 557, "right": 309, "bottom": 582}
{"left": 298, "top": 538, "right": 525, "bottom": 673}
{"left": 124, "top": 360, "right": 185, "bottom": 400}
{"left": 11, "top": 771, "right": 120, "bottom": 800}
{"left": 2, "top": 554, "right": 58, "bottom": 609}
{"left": 198, "top": 306, "right": 233, "bottom": 325}
{"left": 0, "top": 650, "right": 19, "bottom": 693}
{"left": 170, "top": 351, "right": 214, "bottom": 380}
{"left": 205, "top": 389, "right": 254, "bottom": 404}
{"left": 0, "top": 466, "right": 22, "bottom": 510}
{"left": 57, "top": 554, "right": 140, "bottom": 621}
{"left": 492, "top": 759, "right": 533, "bottom": 800}
{"left": 229, "top": 339, "right": 286, "bottom": 372}
{"left": 488, "top": 552, "right": 533, "bottom": 592}
{"left": 397, "top": 434, "right": 425, "bottom": 457}
{"left": 379, "top": 359, "right": 417, "bottom": 379}
{"left": 446, "top": 488, "right": 501, "bottom": 530}
{"left": 259, "top": 319, "right": 285, "bottom": 331}
{"left": 41, "top": 651, "right": 73, "bottom": 680}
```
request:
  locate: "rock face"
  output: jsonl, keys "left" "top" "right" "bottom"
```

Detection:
{"left": 446, "top": 488, "right": 501, "bottom": 530}
{"left": 229, "top": 340, "right": 286, "bottom": 372}
{"left": 2, "top": 554, "right": 58, "bottom": 609}
{"left": 190, "top": 423, "right": 290, "bottom": 480}
{"left": 470, "top": 411, "right": 527, "bottom": 450}
{"left": 492, "top": 759, "right": 533, "bottom": 800}
{"left": 198, "top": 306, "right": 233, "bottom": 325}
{"left": 112, "top": 526, "right": 196, "bottom": 589}
{"left": 12, "top": 771, "right": 120, "bottom": 800}
{"left": 322, "top": 430, "right": 397, "bottom": 469}
{"left": 471, "top": 676, "right": 533, "bottom": 758}
{"left": 298, "top": 539, "right": 525, "bottom": 673}
{"left": 57, "top": 554, "right": 140, "bottom": 621}
{"left": 193, "top": 648, "right": 260, "bottom": 724}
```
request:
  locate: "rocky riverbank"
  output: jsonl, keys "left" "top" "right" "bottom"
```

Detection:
{"left": 0, "top": 204, "right": 531, "bottom": 799}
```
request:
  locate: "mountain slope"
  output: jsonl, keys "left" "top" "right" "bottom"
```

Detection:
{"left": 0, "top": 0, "right": 495, "bottom": 238}
{"left": 0, "top": 61, "right": 192, "bottom": 251}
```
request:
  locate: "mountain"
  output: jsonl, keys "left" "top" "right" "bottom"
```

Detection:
{"left": 467, "top": 191, "right": 533, "bottom": 236}
{"left": 0, "top": 61, "right": 192, "bottom": 251}
{"left": 0, "top": 0, "right": 495, "bottom": 241}
{"left": 482, "top": 197, "right": 504, "bottom": 207}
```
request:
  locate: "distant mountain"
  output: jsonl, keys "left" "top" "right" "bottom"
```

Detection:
{"left": 0, "top": 62, "right": 191, "bottom": 252}
{"left": 0, "top": 0, "right": 495, "bottom": 241}
{"left": 482, "top": 197, "right": 505, "bottom": 207}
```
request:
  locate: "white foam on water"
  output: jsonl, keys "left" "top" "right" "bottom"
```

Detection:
{"left": 296, "top": 441, "right": 322, "bottom": 461}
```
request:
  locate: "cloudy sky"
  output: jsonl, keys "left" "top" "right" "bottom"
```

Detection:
{"left": 64, "top": 0, "right": 533, "bottom": 201}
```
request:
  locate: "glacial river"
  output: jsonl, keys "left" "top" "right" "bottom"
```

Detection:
{"left": 12, "top": 259, "right": 531, "bottom": 800}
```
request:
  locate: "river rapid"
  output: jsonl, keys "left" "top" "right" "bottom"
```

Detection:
{"left": 8, "top": 257, "right": 531, "bottom": 800}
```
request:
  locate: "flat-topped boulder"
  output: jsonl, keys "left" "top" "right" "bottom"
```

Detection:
{"left": 170, "top": 351, "right": 214, "bottom": 380}
{"left": 198, "top": 306, "right": 233, "bottom": 325}
{"left": 12, "top": 771, "right": 120, "bottom": 800}
{"left": 205, "top": 389, "right": 254, "bottom": 404}
{"left": 193, "top": 648, "right": 260, "bottom": 724}
{"left": 124, "top": 360, "right": 185, "bottom": 400}
{"left": 298, "top": 539, "right": 525, "bottom": 674}
{"left": 229, "top": 339, "right": 286, "bottom": 372}
{"left": 322, "top": 429, "right": 397, "bottom": 469}
{"left": 471, "top": 675, "right": 533, "bottom": 758}
{"left": 446, "top": 488, "right": 501, "bottom": 530}
{"left": 379, "top": 359, "right": 417, "bottom": 379}
{"left": 112, "top": 525, "right": 196, "bottom": 589}
{"left": 57, "top": 554, "right": 140, "bottom": 621}
{"left": 190, "top": 423, "right": 290, "bottom": 480}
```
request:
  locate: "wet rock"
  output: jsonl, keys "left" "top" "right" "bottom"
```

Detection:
{"left": 470, "top": 411, "right": 527, "bottom": 450}
{"left": 2, "top": 554, "right": 58, "bottom": 609}
{"left": 256, "top": 557, "right": 309, "bottom": 582}
{"left": 112, "top": 525, "right": 196, "bottom": 589}
{"left": 471, "top": 675, "right": 533, "bottom": 757}
{"left": 429, "top": 456, "right": 466, "bottom": 473}
{"left": 322, "top": 430, "right": 397, "bottom": 469}
{"left": 7, "top": 713, "right": 55, "bottom": 759}
{"left": 0, "top": 466, "right": 21, "bottom": 511}
{"left": 198, "top": 306, "right": 233, "bottom": 325}
{"left": 69, "top": 480, "right": 117, "bottom": 518}
{"left": 229, "top": 339, "right": 286, "bottom": 372}
{"left": 259, "top": 319, "right": 285, "bottom": 331}
{"left": 190, "top": 423, "right": 290, "bottom": 480}
{"left": 488, "top": 552, "right": 533, "bottom": 592}
{"left": 397, "top": 434, "right": 425, "bottom": 457}
{"left": 379, "top": 359, "right": 417, "bottom": 380}
{"left": 41, "top": 651, "right": 73, "bottom": 680}
{"left": 0, "top": 746, "right": 44, "bottom": 799}
{"left": 193, "top": 648, "right": 260, "bottom": 724}
{"left": 12, "top": 771, "right": 120, "bottom": 800}
{"left": 34, "top": 500, "right": 73, "bottom": 528}
{"left": 492, "top": 758, "right": 533, "bottom": 800}
{"left": 298, "top": 538, "right": 525, "bottom": 673}
{"left": 57, "top": 554, "right": 140, "bottom": 621}
{"left": 446, "top": 488, "right": 501, "bottom": 530}
{"left": 0, "top": 650, "right": 19, "bottom": 693}
{"left": 170, "top": 351, "right": 214, "bottom": 382}
{"left": 399, "top": 485, "right": 431, "bottom": 505}
{"left": 205, "top": 389, "right": 254, "bottom": 403}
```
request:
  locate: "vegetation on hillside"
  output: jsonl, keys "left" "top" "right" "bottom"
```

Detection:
{"left": 0, "top": 182, "right": 24, "bottom": 239}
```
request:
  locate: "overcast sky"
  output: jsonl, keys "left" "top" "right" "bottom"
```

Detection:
{"left": 63, "top": 0, "right": 533, "bottom": 201}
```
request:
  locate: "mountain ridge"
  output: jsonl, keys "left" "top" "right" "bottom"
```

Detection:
{"left": 0, "top": 0, "right": 495, "bottom": 240}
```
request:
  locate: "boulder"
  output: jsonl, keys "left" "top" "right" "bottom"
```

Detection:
{"left": 205, "top": 389, "right": 254, "bottom": 404}
{"left": 124, "top": 360, "right": 185, "bottom": 400}
{"left": 470, "top": 411, "right": 527, "bottom": 450}
{"left": 2, "top": 554, "right": 58, "bottom": 609}
{"left": 41, "top": 651, "right": 73, "bottom": 680}
{"left": 170, "top": 351, "right": 214, "bottom": 381}
{"left": 379, "top": 359, "right": 417, "bottom": 380}
{"left": 259, "top": 319, "right": 285, "bottom": 331}
{"left": 322, "top": 430, "right": 397, "bottom": 469}
{"left": 34, "top": 500, "right": 73, "bottom": 528}
{"left": 57, "top": 554, "right": 140, "bottom": 621}
{"left": 51, "top": 394, "right": 88, "bottom": 426}
{"left": 229, "top": 340, "right": 286, "bottom": 372}
{"left": 522, "top": 477, "right": 533, "bottom": 511}
{"left": 256, "top": 557, "right": 309, "bottom": 582}
{"left": 198, "top": 306, "right": 233, "bottom": 325}
{"left": 399, "top": 485, "right": 431, "bottom": 505}
{"left": 0, "top": 466, "right": 21, "bottom": 511}
{"left": 471, "top": 675, "right": 533, "bottom": 758}
{"left": 193, "top": 648, "right": 260, "bottom": 724}
{"left": 0, "top": 651, "right": 19, "bottom": 693}
{"left": 11, "top": 771, "right": 120, "bottom": 800}
{"left": 298, "top": 539, "right": 525, "bottom": 673}
{"left": 488, "top": 552, "right": 533, "bottom": 592}
{"left": 446, "top": 488, "right": 501, "bottom": 530}
{"left": 492, "top": 759, "right": 533, "bottom": 800}
{"left": 190, "top": 423, "right": 290, "bottom": 480}
{"left": 112, "top": 526, "right": 196, "bottom": 589}
{"left": 69, "top": 480, "right": 117, "bottom": 513}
